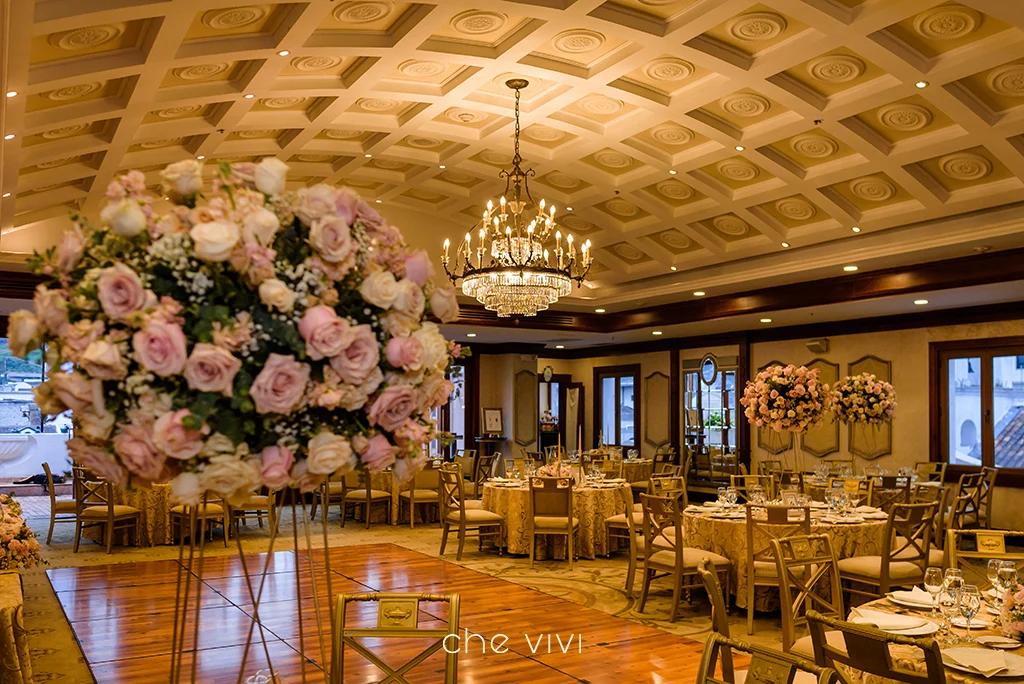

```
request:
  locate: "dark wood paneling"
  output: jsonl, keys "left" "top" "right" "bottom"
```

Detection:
{"left": 738, "top": 334, "right": 751, "bottom": 468}
{"left": 669, "top": 350, "right": 680, "bottom": 460}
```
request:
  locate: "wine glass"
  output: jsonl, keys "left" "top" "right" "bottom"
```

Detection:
{"left": 510, "top": 465, "right": 521, "bottom": 482}
{"left": 725, "top": 486, "right": 738, "bottom": 507}
{"left": 959, "top": 585, "right": 982, "bottom": 643}
{"left": 717, "top": 486, "right": 728, "bottom": 505}
{"left": 989, "top": 559, "right": 1003, "bottom": 604}
{"left": 749, "top": 485, "right": 765, "bottom": 505}
{"left": 998, "top": 561, "right": 1018, "bottom": 607}
{"left": 945, "top": 568, "right": 965, "bottom": 597}
{"left": 924, "top": 566, "right": 944, "bottom": 619}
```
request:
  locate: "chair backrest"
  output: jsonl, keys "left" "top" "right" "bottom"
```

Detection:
{"left": 772, "top": 534, "right": 844, "bottom": 652}
{"left": 758, "top": 460, "right": 784, "bottom": 476}
{"left": 913, "top": 484, "right": 949, "bottom": 550}
{"left": 529, "top": 477, "right": 572, "bottom": 518}
{"left": 591, "top": 457, "right": 623, "bottom": 478}
{"left": 438, "top": 466, "right": 467, "bottom": 523}
{"left": 947, "top": 529, "right": 1024, "bottom": 590}
{"left": 653, "top": 447, "right": 676, "bottom": 467}
{"left": 806, "top": 610, "right": 945, "bottom": 684}
{"left": 543, "top": 446, "right": 559, "bottom": 461}
{"left": 954, "top": 471, "right": 984, "bottom": 528}
{"left": 413, "top": 465, "right": 440, "bottom": 490}
{"left": 648, "top": 475, "right": 688, "bottom": 508}
{"left": 730, "top": 474, "right": 774, "bottom": 502}
{"left": 640, "top": 494, "right": 683, "bottom": 561}
{"left": 74, "top": 476, "right": 114, "bottom": 516}
{"left": 525, "top": 451, "right": 544, "bottom": 463}
{"left": 330, "top": 592, "right": 460, "bottom": 684}
{"left": 747, "top": 504, "right": 811, "bottom": 568}
{"left": 870, "top": 476, "right": 910, "bottom": 512}
{"left": 827, "top": 477, "right": 873, "bottom": 505}
{"left": 884, "top": 502, "right": 937, "bottom": 580}
{"left": 653, "top": 462, "right": 680, "bottom": 476}
{"left": 981, "top": 466, "right": 998, "bottom": 524}
{"left": 773, "top": 469, "right": 804, "bottom": 495}
{"left": 697, "top": 633, "right": 839, "bottom": 684}
{"left": 696, "top": 557, "right": 730, "bottom": 637}
{"left": 914, "top": 461, "right": 946, "bottom": 483}
{"left": 454, "top": 449, "right": 476, "bottom": 479}
{"left": 42, "top": 461, "right": 58, "bottom": 509}
{"left": 474, "top": 453, "right": 498, "bottom": 486}
{"left": 823, "top": 458, "right": 854, "bottom": 476}
{"left": 505, "top": 457, "right": 527, "bottom": 476}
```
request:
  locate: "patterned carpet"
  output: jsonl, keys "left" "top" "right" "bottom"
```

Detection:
{"left": 21, "top": 503, "right": 788, "bottom": 683}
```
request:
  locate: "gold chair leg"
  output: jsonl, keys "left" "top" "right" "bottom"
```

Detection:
{"left": 439, "top": 522, "right": 450, "bottom": 555}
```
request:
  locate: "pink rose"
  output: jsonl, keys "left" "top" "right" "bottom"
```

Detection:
{"left": 366, "top": 385, "right": 418, "bottom": 432}
{"left": 249, "top": 353, "right": 310, "bottom": 414}
{"left": 393, "top": 454, "right": 428, "bottom": 484}
{"left": 34, "top": 285, "right": 68, "bottom": 332}
{"left": 294, "top": 185, "right": 337, "bottom": 225}
{"left": 355, "top": 200, "right": 385, "bottom": 233}
{"left": 394, "top": 419, "right": 429, "bottom": 449}
{"left": 260, "top": 445, "right": 295, "bottom": 490}
{"left": 309, "top": 215, "right": 354, "bottom": 263}
{"left": 51, "top": 372, "right": 104, "bottom": 414}
{"left": 97, "top": 263, "right": 150, "bottom": 321}
{"left": 335, "top": 187, "right": 359, "bottom": 226}
{"left": 184, "top": 343, "right": 242, "bottom": 396}
{"left": 404, "top": 250, "right": 434, "bottom": 286}
{"left": 56, "top": 225, "right": 85, "bottom": 274}
{"left": 59, "top": 319, "right": 105, "bottom": 362}
{"left": 385, "top": 336, "right": 423, "bottom": 372}
{"left": 112, "top": 423, "right": 166, "bottom": 482}
{"left": 133, "top": 321, "right": 188, "bottom": 377}
{"left": 152, "top": 409, "right": 205, "bottom": 460}
{"left": 330, "top": 324, "right": 379, "bottom": 385}
{"left": 298, "top": 306, "right": 353, "bottom": 360}
{"left": 67, "top": 437, "right": 127, "bottom": 486}
{"left": 419, "top": 374, "right": 454, "bottom": 410}
{"left": 355, "top": 433, "right": 396, "bottom": 473}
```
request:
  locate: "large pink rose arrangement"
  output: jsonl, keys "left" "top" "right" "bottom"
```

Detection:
{"left": 0, "top": 495, "right": 44, "bottom": 570}
{"left": 740, "top": 364, "right": 831, "bottom": 433}
{"left": 10, "top": 159, "right": 464, "bottom": 504}
{"left": 830, "top": 372, "right": 896, "bottom": 425}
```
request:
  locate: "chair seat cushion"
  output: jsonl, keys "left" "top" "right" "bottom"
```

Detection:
{"left": 446, "top": 509, "right": 503, "bottom": 524}
{"left": 651, "top": 526, "right": 678, "bottom": 551}
{"left": 80, "top": 505, "right": 140, "bottom": 518}
{"left": 647, "top": 548, "right": 730, "bottom": 569}
{"left": 169, "top": 503, "right": 224, "bottom": 516}
{"left": 344, "top": 489, "right": 390, "bottom": 501}
{"left": 893, "top": 539, "right": 944, "bottom": 567}
{"left": 54, "top": 501, "right": 78, "bottom": 513}
{"left": 837, "top": 556, "right": 923, "bottom": 581}
{"left": 399, "top": 489, "right": 438, "bottom": 500}
{"left": 533, "top": 515, "right": 580, "bottom": 530}
{"left": 326, "top": 481, "right": 345, "bottom": 493}
{"left": 790, "top": 630, "right": 847, "bottom": 661}
{"left": 605, "top": 511, "right": 644, "bottom": 526}
{"left": 464, "top": 499, "right": 484, "bottom": 510}
{"left": 633, "top": 502, "right": 643, "bottom": 512}
{"left": 237, "top": 495, "right": 269, "bottom": 507}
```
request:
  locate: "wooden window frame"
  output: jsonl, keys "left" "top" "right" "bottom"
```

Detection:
{"left": 929, "top": 335, "right": 1024, "bottom": 486}
{"left": 593, "top": 364, "right": 641, "bottom": 448}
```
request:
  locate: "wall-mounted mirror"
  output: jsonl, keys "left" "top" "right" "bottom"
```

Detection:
{"left": 700, "top": 354, "right": 719, "bottom": 386}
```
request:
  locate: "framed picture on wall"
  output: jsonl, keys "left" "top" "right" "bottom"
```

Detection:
{"left": 481, "top": 408, "right": 504, "bottom": 436}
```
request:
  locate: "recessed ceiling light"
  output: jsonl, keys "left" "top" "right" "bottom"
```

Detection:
{"left": 843, "top": 265, "right": 859, "bottom": 272}
{"left": 3, "top": 134, "right": 13, "bottom": 140}
{"left": 243, "top": 93, "right": 255, "bottom": 99}
{"left": 915, "top": 81, "right": 928, "bottom": 88}
{"left": 595, "top": 308, "right": 606, "bottom": 313}
{"left": 5, "top": 91, "right": 16, "bottom": 98}
{"left": 914, "top": 299, "right": 929, "bottom": 305}
{"left": 439, "top": 165, "right": 445, "bottom": 169}
{"left": 652, "top": 331, "right": 663, "bottom": 336}
{"left": 375, "top": 199, "right": 382, "bottom": 203}
{"left": 555, "top": 345, "right": 564, "bottom": 349}
{"left": 670, "top": 266, "right": 677, "bottom": 271}
{"left": 668, "top": 170, "right": 677, "bottom": 175}
{"left": 735, "top": 145, "right": 744, "bottom": 151}
{"left": 277, "top": 50, "right": 290, "bottom": 56}
{"left": 1, "top": 193, "right": 9, "bottom": 198}
{"left": 466, "top": 333, "right": 477, "bottom": 338}
{"left": 781, "top": 242, "right": 790, "bottom": 248}
{"left": 693, "top": 291, "right": 706, "bottom": 297}
{"left": 760, "top": 318, "right": 772, "bottom": 323}
{"left": 566, "top": 206, "right": 573, "bottom": 211}
{"left": 852, "top": 226, "right": 861, "bottom": 233}
{"left": 196, "top": 155, "right": 205, "bottom": 160}
{"left": 163, "top": 196, "right": 169, "bottom": 200}
{"left": 364, "top": 153, "right": 372, "bottom": 158}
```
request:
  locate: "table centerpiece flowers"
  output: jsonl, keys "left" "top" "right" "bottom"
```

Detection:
{"left": 740, "top": 364, "right": 831, "bottom": 470}
{"left": 0, "top": 495, "right": 45, "bottom": 570}
{"left": 1000, "top": 582, "right": 1024, "bottom": 640}
{"left": 9, "top": 158, "right": 463, "bottom": 505}
{"left": 830, "top": 373, "right": 896, "bottom": 425}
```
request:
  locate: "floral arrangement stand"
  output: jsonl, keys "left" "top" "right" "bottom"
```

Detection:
{"left": 12, "top": 159, "right": 465, "bottom": 683}
{"left": 740, "top": 364, "right": 831, "bottom": 472}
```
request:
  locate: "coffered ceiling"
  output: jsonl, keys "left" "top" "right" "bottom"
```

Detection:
{"left": 2, "top": 0, "right": 1024, "bottom": 312}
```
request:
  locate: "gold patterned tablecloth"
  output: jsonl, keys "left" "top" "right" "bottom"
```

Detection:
{"left": 682, "top": 510, "right": 888, "bottom": 610}
{"left": 850, "top": 598, "right": 1019, "bottom": 684}
{"left": 622, "top": 460, "right": 653, "bottom": 483}
{"left": 0, "top": 571, "right": 31, "bottom": 684}
{"left": 82, "top": 483, "right": 172, "bottom": 547}
{"left": 481, "top": 482, "right": 628, "bottom": 560}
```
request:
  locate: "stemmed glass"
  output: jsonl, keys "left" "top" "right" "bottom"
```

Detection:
{"left": 998, "top": 561, "right": 1019, "bottom": 607}
{"left": 717, "top": 486, "right": 728, "bottom": 505}
{"left": 749, "top": 485, "right": 765, "bottom": 505}
{"left": 725, "top": 486, "right": 738, "bottom": 508}
{"left": 510, "top": 465, "right": 521, "bottom": 482}
{"left": 959, "top": 585, "right": 982, "bottom": 643}
{"left": 924, "top": 566, "right": 944, "bottom": 619}
{"left": 945, "top": 568, "right": 965, "bottom": 597}
{"left": 990, "top": 559, "right": 1004, "bottom": 607}
{"left": 937, "top": 587, "right": 960, "bottom": 645}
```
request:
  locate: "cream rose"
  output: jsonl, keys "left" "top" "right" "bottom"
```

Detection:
{"left": 309, "top": 216, "right": 353, "bottom": 263}
{"left": 190, "top": 221, "right": 240, "bottom": 262}
{"left": 101, "top": 198, "right": 147, "bottom": 237}
{"left": 170, "top": 472, "right": 201, "bottom": 506}
{"left": 392, "top": 279, "right": 425, "bottom": 319}
{"left": 258, "top": 278, "right": 295, "bottom": 312}
{"left": 360, "top": 269, "right": 399, "bottom": 309}
{"left": 34, "top": 285, "right": 67, "bottom": 333}
{"left": 254, "top": 157, "right": 288, "bottom": 196}
{"left": 7, "top": 310, "right": 39, "bottom": 358}
{"left": 161, "top": 160, "right": 204, "bottom": 200}
{"left": 430, "top": 283, "right": 459, "bottom": 323}
{"left": 413, "top": 322, "right": 448, "bottom": 373}
{"left": 305, "top": 431, "right": 356, "bottom": 475}
{"left": 242, "top": 208, "right": 280, "bottom": 246}
{"left": 56, "top": 225, "right": 85, "bottom": 274}
{"left": 80, "top": 339, "right": 128, "bottom": 380}
{"left": 294, "top": 184, "right": 337, "bottom": 226}
{"left": 199, "top": 454, "right": 262, "bottom": 504}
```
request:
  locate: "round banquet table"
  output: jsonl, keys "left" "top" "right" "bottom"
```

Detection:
{"left": 83, "top": 483, "right": 173, "bottom": 547}
{"left": 621, "top": 459, "right": 653, "bottom": 483}
{"left": 849, "top": 597, "right": 1018, "bottom": 684}
{"left": 682, "top": 508, "right": 888, "bottom": 610}
{"left": 481, "top": 481, "right": 629, "bottom": 560}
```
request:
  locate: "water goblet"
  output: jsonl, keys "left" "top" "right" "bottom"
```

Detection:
{"left": 725, "top": 486, "right": 738, "bottom": 507}
{"left": 998, "top": 561, "right": 1018, "bottom": 606}
{"left": 990, "top": 559, "right": 1003, "bottom": 603}
{"left": 717, "top": 487, "right": 728, "bottom": 505}
{"left": 959, "top": 585, "right": 982, "bottom": 643}
{"left": 749, "top": 485, "right": 765, "bottom": 505}
{"left": 938, "top": 587, "right": 960, "bottom": 645}
{"left": 924, "top": 566, "right": 944, "bottom": 619}
{"left": 944, "top": 568, "right": 965, "bottom": 597}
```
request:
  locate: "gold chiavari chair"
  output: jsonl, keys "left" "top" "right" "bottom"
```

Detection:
{"left": 42, "top": 462, "right": 75, "bottom": 545}
{"left": 953, "top": 471, "right": 984, "bottom": 528}
{"left": 730, "top": 474, "right": 774, "bottom": 503}
{"left": 604, "top": 486, "right": 641, "bottom": 597}
{"left": 72, "top": 469, "right": 142, "bottom": 554}
{"left": 543, "top": 445, "right": 560, "bottom": 461}
{"left": 822, "top": 458, "right": 854, "bottom": 477}
{"left": 330, "top": 592, "right": 460, "bottom": 684}
{"left": 310, "top": 472, "right": 345, "bottom": 522}
{"left": 946, "top": 529, "right": 1024, "bottom": 590}
{"left": 807, "top": 610, "right": 945, "bottom": 684}
{"left": 528, "top": 476, "right": 578, "bottom": 569}
{"left": 399, "top": 464, "right": 440, "bottom": 528}
{"left": 438, "top": 465, "right": 503, "bottom": 560}
{"left": 914, "top": 461, "right": 946, "bottom": 483}
{"left": 648, "top": 475, "right": 688, "bottom": 510}
{"left": 908, "top": 484, "right": 949, "bottom": 568}
{"left": 826, "top": 477, "right": 873, "bottom": 506}
{"left": 698, "top": 632, "right": 840, "bottom": 684}
{"left": 169, "top": 495, "right": 230, "bottom": 548}
{"left": 745, "top": 504, "right": 811, "bottom": 635}
{"left": 465, "top": 452, "right": 499, "bottom": 499}
{"left": 771, "top": 534, "right": 845, "bottom": 658}
{"left": 774, "top": 470, "right": 804, "bottom": 497}
{"left": 592, "top": 456, "right": 623, "bottom": 479}
{"left": 837, "top": 502, "right": 937, "bottom": 601}
{"left": 870, "top": 475, "right": 911, "bottom": 512}
{"left": 231, "top": 488, "right": 276, "bottom": 532}
{"left": 637, "top": 494, "right": 731, "bottom": 623}
{"left": 340, "top": 471, "right": 391, "bottom": 529}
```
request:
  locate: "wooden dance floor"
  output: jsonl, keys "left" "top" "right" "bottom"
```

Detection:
{"left": 48, "top": 543, "right": 706, "bottom": 683}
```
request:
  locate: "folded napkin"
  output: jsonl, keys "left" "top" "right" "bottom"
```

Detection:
{"left": 862, "top": 511, "right": 889, "bottom": 519}
{"left": 823, "top": 515, "right": 865, "bottom": 523}
{"left": 605, "top": 478, "right": 627, "bottom": 483}
{"left": 889, "top": 587, "right": 934, "bottom": 606}
{"left": 943, "top": 648, "right": 1007, "bottom": 678}
{"left": 702, "top": 501, "right": 724, "bottom": 508}
{"left": 849, "top": 608, "right": 927, "bottom": 632}
{"left": 854, "top": 505, "right": 878, "bottom": 513}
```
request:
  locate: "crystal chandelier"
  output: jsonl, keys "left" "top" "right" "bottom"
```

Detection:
{"left": 441, "top": 79, "right": 593, "bottom": 317}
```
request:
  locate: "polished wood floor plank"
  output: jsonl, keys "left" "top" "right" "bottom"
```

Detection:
{"left": 51, "top": 543, "right": 706, "bottom": 683}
